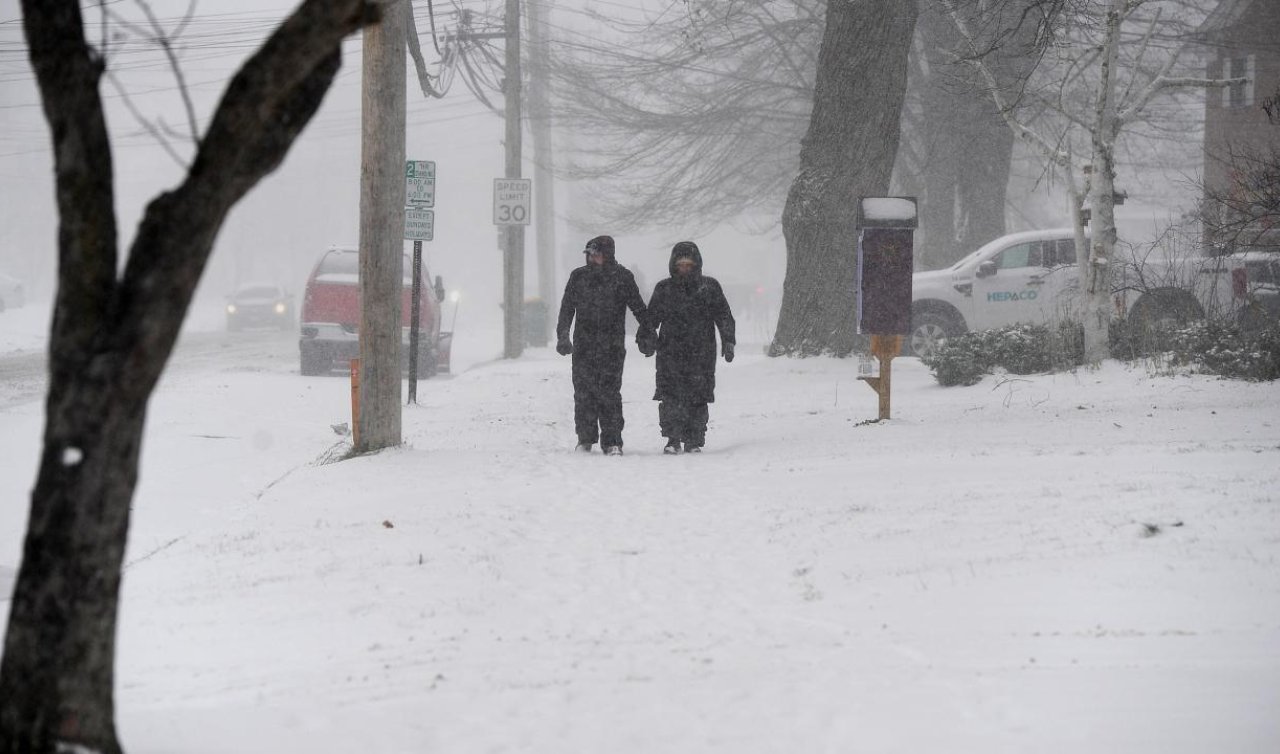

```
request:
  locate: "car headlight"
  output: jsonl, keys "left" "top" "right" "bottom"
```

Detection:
{"left": 274, "top": 302, "right": 287, "bottom": 314}
{"left": 226, "top": 304, "right": 237, "bottom": 314}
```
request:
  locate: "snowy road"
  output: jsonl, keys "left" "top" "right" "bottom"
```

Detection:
{"left": 2, "top": 318, "right": 1279, "bottom": 753}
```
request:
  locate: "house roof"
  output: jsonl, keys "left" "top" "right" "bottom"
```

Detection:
{"left": 1196, "top": 0, "right": 1256, "bottom": 37}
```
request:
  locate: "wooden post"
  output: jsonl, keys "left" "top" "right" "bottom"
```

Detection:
{"left": 357, "top": 0, "right": 406, "bottom": 450}
{"left": 502, "top": 0, "right": 525, "bottom": 359}
{"left": 857, "top": 335, "right": 903, "bottom": 421}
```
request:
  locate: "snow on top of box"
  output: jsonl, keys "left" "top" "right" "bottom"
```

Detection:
{"left": 861, "top": 197, "right": 917, "bottom": 221}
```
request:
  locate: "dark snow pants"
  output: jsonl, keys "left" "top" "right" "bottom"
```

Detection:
{"left": 659, "top": 401, "right": 709, "bottom": 447}
{"left": 572, "top": 348, "right": 626, "bottom": 447}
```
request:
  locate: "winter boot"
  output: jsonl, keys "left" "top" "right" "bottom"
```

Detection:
{"left": 603, "top": 445, "right": 623, "bottom": 456}
{"left": 575, "top": 443, "right": 594, "bottom": 453}
{"left": 684, "top": 442, "right": 702, "bottom": 453}
{"left": 663, "top": 438, "right": 682, "bottom": 455}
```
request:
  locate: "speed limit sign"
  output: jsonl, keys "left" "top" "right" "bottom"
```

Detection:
{"left": 493, "top": 178, "right": 532, "bottom": 226}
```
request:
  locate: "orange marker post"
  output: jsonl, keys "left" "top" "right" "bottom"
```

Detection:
{"left": 350, "top": 358, "right": 361, "bottom": 449}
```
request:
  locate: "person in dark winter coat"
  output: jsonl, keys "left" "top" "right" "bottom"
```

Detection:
{"left": 556, "top": 235, "right": 650, "bottom": 455}
{"left": 640, "top": 241, "right": 735, "bottom": 454}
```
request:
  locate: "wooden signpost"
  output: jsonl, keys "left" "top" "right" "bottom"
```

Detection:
{"left": 855, "top": 197, "right": 917, "bottom": 421}
{"left": 858, "top": 334, "right": 904, "bottom": 421}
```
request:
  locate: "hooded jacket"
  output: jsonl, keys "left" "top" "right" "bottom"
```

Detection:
{"left": 556, "top": 235, "right": 648, "bottom": 355}
{"left": 646, "top": 241, "right": 735, "bottom": 403}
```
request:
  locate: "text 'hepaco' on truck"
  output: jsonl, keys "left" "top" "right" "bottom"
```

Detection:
{"left": 907, "top": 229, "right": 1278, "bottom": 358}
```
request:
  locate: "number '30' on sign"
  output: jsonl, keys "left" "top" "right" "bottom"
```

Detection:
{"left": 493, "top": 178, "right": 531, "bottom": 226}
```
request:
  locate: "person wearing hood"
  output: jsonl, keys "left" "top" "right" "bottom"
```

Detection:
{"left": 640, "top": 241, "right": 735, "bottom": 454}
{"left": 556, "top": 235, "right": 651, "bottom": 456}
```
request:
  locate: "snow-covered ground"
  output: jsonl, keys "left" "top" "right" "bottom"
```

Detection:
{"left": 2, "top": 301, "right": 1279, "bottom": 753}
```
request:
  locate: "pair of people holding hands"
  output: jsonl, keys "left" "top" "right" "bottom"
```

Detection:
{"left": 556, "top": 236, "right": 735, "bottom": 456}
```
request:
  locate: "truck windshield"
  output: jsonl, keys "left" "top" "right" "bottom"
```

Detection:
{"left": 317, "top": 252, "right": 359, "bottom": 277}
{"left": 316, "top": 251, "right": 418, "bottom": 284}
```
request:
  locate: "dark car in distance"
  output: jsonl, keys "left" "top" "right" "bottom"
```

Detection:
{"left": 226, "top": 283, "right": 293, "bottom": 331}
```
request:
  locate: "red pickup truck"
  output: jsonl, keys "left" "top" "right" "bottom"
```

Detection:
{"left": 298, "top": 246, "right": 452, "bottom": 376}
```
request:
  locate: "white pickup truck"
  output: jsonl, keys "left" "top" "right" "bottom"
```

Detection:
{"left": 907, "top": 229, "right": 1279, "bottom": 358}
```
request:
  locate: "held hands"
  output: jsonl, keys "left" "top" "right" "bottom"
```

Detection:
{"left": 722, "top": 342, "right": 735, "bottom": 363}
{"left": 637, "top": 328, "right": 657, "bottom": 357}
{"left": 556, "top": 337, "right": 573, "bottom": 356}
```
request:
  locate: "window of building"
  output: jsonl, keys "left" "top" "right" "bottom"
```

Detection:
{"left": 1221, "top": 54, "right": 1256, "bottom": 109}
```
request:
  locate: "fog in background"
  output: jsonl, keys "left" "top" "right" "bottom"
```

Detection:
{"left": 0, "top": 0, "right": 1206, "bottom": 346}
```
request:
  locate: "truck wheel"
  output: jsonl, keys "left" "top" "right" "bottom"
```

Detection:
{"left": 300, "top": 349, "right": 330, "bottom": 376}
{"left": 907, "top": 312, "right": 959, "bottom": 359}
{"left": 1128, "top": 290, "right": 1203, "bottom": 331}
{"left": 416, "top": 347, "right": 438, "bottom": 379}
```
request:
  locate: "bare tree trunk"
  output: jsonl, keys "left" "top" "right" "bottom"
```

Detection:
{"left": 358, "top": 0, "right": 406, "bottom": 451}
{"left": 771, "top": 0, "right": 918, "bottom": 356}
{"left": 1082, "top": 0, "right": 1124, "bottom": 364}
{"left": 914, "top": 2, "right": 1035, "bottom": 269}
{"left": 955, "top": 119, "right": 1013, "bottom": 253}
{"left": 0, "top": 3, "right": 375, "bottom": 751}
{"left": 919, "top": 87, "right": 960, "bottom": 268}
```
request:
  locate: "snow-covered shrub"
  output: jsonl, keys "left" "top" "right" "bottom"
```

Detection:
{"left": 927, "top": 319, "right": 1279, "bottom": 385}
{"left": 924, "top": 323, "right": 1083, "bottom": 386}
{"left": 922, "top": 332, "right": 991, "bottom": 386}
{"left": 1161, "top": 321, "right": 1280, "bottom": 381}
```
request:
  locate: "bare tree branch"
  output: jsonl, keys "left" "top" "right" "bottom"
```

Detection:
{"left": 942, "top": 0, "right": 1077, "bottom": 170}
{"left": 131, "top": 0, "right": 202, "bottom": 146}
{"left": 103, "top": 69, "right": 187, "bottom": 168}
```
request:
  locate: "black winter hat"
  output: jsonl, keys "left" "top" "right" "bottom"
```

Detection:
{"left": 584, "top": 235, "right": 616, "bottom": 262}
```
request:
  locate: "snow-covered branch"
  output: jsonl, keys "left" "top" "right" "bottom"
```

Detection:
{"left": 941, "top": 0, "right": 1075, "bottom": 170}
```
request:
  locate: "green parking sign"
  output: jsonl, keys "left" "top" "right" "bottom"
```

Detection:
{"left": 405, "top": 160, "right": 436, "bottom": 208}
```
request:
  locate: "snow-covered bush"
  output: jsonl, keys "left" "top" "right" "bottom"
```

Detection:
{"left": 921, "top": 333, "right": 990, "bottom": 386}
{"left": 1160, "top": 321, "right": 1280, "bottom": 381}
{"left": 923, "top": 323, "right": 1083, "bottom": 386}
{"left": 925, "top": 319, "right": 1280, "bottom": 386}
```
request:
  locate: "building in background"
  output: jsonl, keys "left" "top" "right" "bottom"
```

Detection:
{"left": 1197, "top": 0, "right": 1280, "bottom": 252}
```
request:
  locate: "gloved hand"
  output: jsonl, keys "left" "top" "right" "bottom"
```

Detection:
{"left": 556, "top": 337, "right": 573, "bottom": 356}
{"left": 722, "top": 342, "right": 735, "bottom": 363}
{"left": 638, "top": 335, "right": 656, "bottom": 357}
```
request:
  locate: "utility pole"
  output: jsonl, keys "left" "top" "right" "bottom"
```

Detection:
{"left": 526, "top": 0, "right": 558, "bottom": 342}
{"left": 358, "top": 0, "right": 407, "bottom": 451}
{"left": 503, "top": 0, "right": 525, "bottom": 358}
